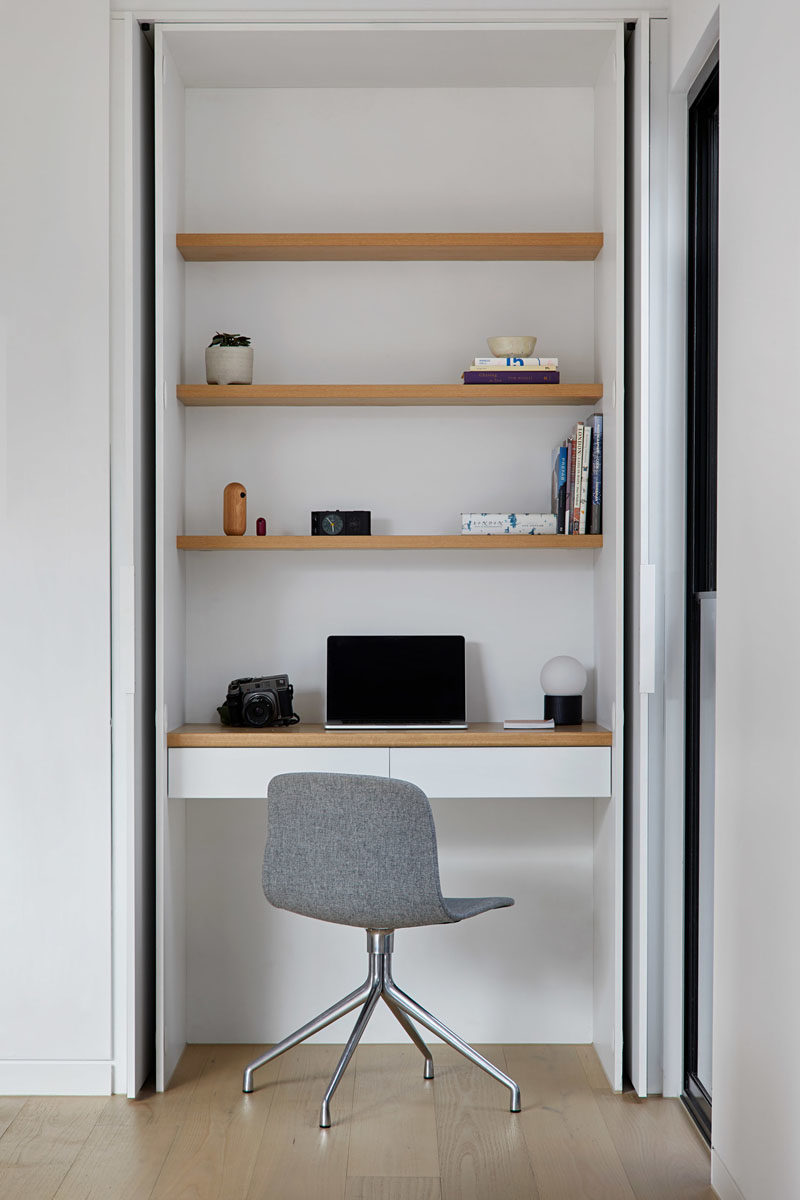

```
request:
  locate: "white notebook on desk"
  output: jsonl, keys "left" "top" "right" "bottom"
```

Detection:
{"left": 503, "top": 718, "right": 555, "bottom": 730}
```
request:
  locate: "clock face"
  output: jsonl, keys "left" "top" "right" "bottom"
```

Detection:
{"left": 322, "top": 512, "right": 344, "bottom": 535}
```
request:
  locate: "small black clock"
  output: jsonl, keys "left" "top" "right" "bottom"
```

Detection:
{"left": 311, "top": 510, "right": 371, "bottom": 536}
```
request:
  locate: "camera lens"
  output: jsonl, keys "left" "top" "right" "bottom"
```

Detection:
{"left": 243, "top": 691, "right": 276, "bottom": 727}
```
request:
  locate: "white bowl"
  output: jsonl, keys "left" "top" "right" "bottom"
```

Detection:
{"left": 487, "top": 335, "right": 537, "bottom": 358}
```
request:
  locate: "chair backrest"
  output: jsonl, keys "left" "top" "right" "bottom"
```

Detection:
{"left": 263, "top": 772, "right": 456, "bottom": 929}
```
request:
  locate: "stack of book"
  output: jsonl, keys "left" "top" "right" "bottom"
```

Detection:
{"left": 462, "top": 356, "right": 560, "bottom": 384}
{"left": 551, "top": 414, "right": 603, "bottom": 535}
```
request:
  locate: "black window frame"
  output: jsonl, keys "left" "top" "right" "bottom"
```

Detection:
{"left": 683, "top": 58, "right": 719, "bottom": 1145}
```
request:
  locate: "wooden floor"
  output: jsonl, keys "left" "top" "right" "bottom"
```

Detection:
{"left": 0, "top": 1044, "right": 715, "bottom": 1200}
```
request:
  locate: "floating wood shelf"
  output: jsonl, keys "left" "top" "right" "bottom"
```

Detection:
{"left": 176, "top": 534, "right": 602, "bottom": 551}
{"left": 177, "top": 383, "right": 603, "bottom": 406}
{"left": 167, "top": 721, "right": 612, "bottom": 749}
{"left": 176, "top": 231, "right": 604, "bottom": 262}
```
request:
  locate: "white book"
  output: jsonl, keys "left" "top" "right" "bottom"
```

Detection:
{"left": 503, "top": 718, "right": 556, "bottom": 730}
{"left": 472, "top": 357, "right": 559, "bottom": 368}
{"left": 462, "top": 512, "right": 557, "bottom": 534}
{"left": 579, "top": 422, "right": 592, "bottom": 534}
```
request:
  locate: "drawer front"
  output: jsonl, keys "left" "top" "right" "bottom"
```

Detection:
{"left": 390, "top": 747, "right": 611, "bottom": 798}
{"left": 168, "top": 747, "right": 390, "bottom": 799}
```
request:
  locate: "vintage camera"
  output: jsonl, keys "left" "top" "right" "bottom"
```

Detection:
{"left": 218, "top": 674, "right": 299, "bottom": 727}
{"left": 311, "top": 510, "right": 371, "bottom": 536}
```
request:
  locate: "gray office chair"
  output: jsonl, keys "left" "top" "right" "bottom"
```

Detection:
{"left": 242, "top": 771, "right": 521, "bottom": 1127}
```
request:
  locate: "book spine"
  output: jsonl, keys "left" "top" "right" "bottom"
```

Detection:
{"left": 554, "top": 444, "right": 567, "bottom": 534}
{"left": 572, "top": 422, "right": 584, "bottom": 532}
{"left": 589, "top": 413, "right": 603, "bottom": 535}
{"left": 565, "top": 436, "right": 575, "bottom": 534}
{"left": 462, "top": 371, "right": 560, "bottom": 384}
{"left": 503, "top": 720, "right": 555, "bottom": 729}
{"left": 579, "top": 422, "right": 592, "bottom": 534}
{"left": 473, "top": 357, "right": 559, "bottom": 368}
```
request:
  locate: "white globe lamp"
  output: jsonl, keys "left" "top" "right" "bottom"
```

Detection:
{"left": 540, "top": 655, "right": 587, "bottom": 725}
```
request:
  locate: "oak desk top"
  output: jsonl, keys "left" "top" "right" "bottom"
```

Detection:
{"left": 167, "top": 722, "right": 612, "bottom": 749}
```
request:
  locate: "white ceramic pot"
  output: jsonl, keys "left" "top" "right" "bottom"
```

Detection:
{"left": 205, "top": 345, "right": 254, "bottom": 385}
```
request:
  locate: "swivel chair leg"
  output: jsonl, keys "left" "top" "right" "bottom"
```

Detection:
{"left": 383, "top": 994, "right": 434, "bottom": 1079}
{"left": 383, "top": 976, "right": 521, "bottom": 1113}
{"left": 320, "top": 984, "right": 383, "bottom": 1128}
{"left": 243, "top": 975, "right": 374, "bottom": 1093}
{"left": 244, "top": 927, "right": 518, "bottom": 1120}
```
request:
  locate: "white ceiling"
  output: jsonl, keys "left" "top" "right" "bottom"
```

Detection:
{"left": 164, "top": 26, "right": 617, "bottom": 89}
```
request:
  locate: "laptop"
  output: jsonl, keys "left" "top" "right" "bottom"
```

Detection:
{"left": 325, "top": 635, "right": 467, "bottom": 729}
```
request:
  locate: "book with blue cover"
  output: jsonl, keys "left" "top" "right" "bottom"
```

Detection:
{"left": 551, "top": 444, "right": 568, "bottom": 534}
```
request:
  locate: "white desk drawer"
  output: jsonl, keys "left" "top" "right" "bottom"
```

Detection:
{"left": 390, "top": 747, "right": 611, "bottom": 798}
{"left": 168, "top": 747, "right": 390, "bottom": 799}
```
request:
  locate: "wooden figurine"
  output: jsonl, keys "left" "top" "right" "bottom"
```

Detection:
{"left": 223, "top": 482, "right": 247, "bottom": 535}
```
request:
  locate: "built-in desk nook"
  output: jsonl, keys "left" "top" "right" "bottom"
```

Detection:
{"left": 153, "top": 18, "right": 624, "bottom": 1095}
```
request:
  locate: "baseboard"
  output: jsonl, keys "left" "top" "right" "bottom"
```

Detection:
{"left": 711, "top": 1150, "right": 746, "bottom": 1200}
{"left": 0, "top": 1060, "right": 114, "bottom": 1096}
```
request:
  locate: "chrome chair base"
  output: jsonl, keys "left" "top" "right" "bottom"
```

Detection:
{"left": 242, "top": 930, "right": 521, "bottom": 1127}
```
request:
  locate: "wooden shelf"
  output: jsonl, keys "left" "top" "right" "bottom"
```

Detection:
{"left": 177, "top": 383, "right": 603, "bottom": 406}
{"left": 167, "top": 721, "right": 612, "bottom": 749}
{"left": 176, "top": 534, "right": 602, "bottom": 550}
{"left": 176, "top": 231, "right": 604, "bottom": 262}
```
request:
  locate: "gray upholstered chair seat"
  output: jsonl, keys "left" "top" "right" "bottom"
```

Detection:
{"left": 440, "top": 895, "right": 513, "bottom": 920}
{"left": 243, "top": 770, "right": 521, "bottom": 1125}
{"left": 262, "top": 771, "right": 514, "bottom": 929}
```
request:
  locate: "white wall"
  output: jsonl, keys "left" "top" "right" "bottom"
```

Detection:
{"left": 667, "top": 0, "right": 717, "bottom": 88}
{"left": 115, "top": 0, "right": 658, "bottom": 10}
{"left": 711, "top": 3, "right": 800, "bottom": 1195}
{"left": 670, "top": 1, "right": 800, "bottom": 1197}
{"left": 0, "top": 1, "right": 112, "bottom": 1093}
{"left": 182, "top": 84, "right": 598, "bottom": 728}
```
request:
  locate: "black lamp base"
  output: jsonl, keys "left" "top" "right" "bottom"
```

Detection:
{"left": 544, "top": 694, "right": 583, "bottom": 725}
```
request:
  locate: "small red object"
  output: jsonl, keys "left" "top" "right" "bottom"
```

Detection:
{"left": 256, "top": 517, "right": 266, "bottom": 536}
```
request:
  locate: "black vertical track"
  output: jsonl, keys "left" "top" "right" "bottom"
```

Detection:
{"left": 683, "top": 62, "right": 718, "bottom": 1144}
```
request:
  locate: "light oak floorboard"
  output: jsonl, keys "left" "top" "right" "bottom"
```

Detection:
{"left": 0, "top": 1046, "right": 714, "bottom": 1200}
{"left": 95, "top": 1043, "right": 216, "bottom": 1130}
{"left": 348, "top": 1044, "right": 439, "bottom": 1178}
{"left": 0, "top": 1099, "right": 25, "bottom": 1139}
{"left": 434, "top": 1045, "right": 540, "bottom": 1200}
{"left": 52, "top": 1116, "right": 178, "bottom": 1200}
{"left": 0, "top": 1096, "right": 106, "bottom": 1200}
{"left": 575, "top": 1043, "right": 611, "bottom": 1092}
{"left": 149, "top": 1044, "right": 274, "bottom": 1200}
{"left": 346, "top": 1179, "right": 442, "bottom": 1200}
{"left": 595, "top": 1091, "right": 714, "bottom": 1200}
{"left": 505, "top": 1044, "right": 636, "bottom": 1199}
{"left": 245, "top": 1044, "right": 356, "bottom": 1200}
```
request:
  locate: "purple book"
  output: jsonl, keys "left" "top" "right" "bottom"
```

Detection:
{"left": 462, "top": 370, "right": 561, "bottom": 384}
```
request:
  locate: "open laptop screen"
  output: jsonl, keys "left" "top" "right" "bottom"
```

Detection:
{"left": 326, "top": 635, "right": 466, "bottom": 727}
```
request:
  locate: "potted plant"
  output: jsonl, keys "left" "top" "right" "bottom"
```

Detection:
{"left": 205, "top": 332, "right": 253, "bottom": 385}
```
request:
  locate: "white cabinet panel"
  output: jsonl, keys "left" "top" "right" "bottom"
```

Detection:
{"left": 169, "top": 747, "right": 390, "bottom": 798}
{"left": 391, "top": 747, "right": 610, "bottom": 798}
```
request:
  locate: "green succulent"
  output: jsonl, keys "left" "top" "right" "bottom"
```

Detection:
{"left": 208, "top": 332, "right": 251, "bottom": 348}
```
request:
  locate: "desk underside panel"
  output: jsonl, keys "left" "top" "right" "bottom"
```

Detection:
{"left": 168, "top": 744, "right": 611, "bottom": 799}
